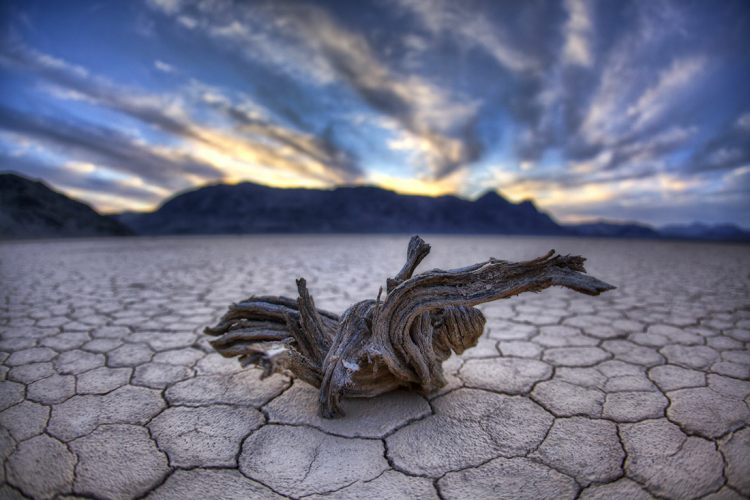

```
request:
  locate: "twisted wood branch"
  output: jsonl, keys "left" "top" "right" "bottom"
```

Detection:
{"left": 205, "top": 236, "right": 615, "bottom": 418}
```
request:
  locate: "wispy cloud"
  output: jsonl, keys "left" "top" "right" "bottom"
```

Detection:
{"left": 0, "top": 106, "right": 223, "bottom": 188}
{"left": 393, "top": 0, "right": 537, "bottom": 73}
{"left": 626, "top": 56, "right": 705, "bottom": 133}
{"left": 1, "top": 0, "right": 747, "bottom": 226}
{"left": 562, "top": 0, "right": 594, "bottom": 67}
{"left": 0, "top": 152, "right": 168, "bottom": 211}
{"left": 154, "top": 60, "right": 175, "bottom": 74}
{"left": 0, "top": 40, "right": 366, "bottom": 200}
{"left": 689, "top": 112, "right": 750, "bottom": 173}
{"left": 0, "top": 43, "right": 207, "bottom": 145}
{"left": 147, "top": 0, "right": 483, "bottom": 179}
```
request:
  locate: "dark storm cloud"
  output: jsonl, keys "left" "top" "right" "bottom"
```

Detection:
{"left": 0, "top": 106, "right": 223, "bottom": 188}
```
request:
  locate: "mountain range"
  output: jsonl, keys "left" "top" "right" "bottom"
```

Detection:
{"left": 0, "top": 173, "right": 131, "bottom": 239}
{"left": 116, "top": 182, "right": 564, "bottom": 235}
{"left": 1, "top": 172, "right": 748, "bottom": 241}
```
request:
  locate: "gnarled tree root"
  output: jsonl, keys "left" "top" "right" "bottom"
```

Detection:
{"left": 205, "top": 236, "right": 615, "bottom": 418}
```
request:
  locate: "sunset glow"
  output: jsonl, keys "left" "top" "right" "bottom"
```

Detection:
{"left": 1, "top": 0, "right": 748, "bottom": 226}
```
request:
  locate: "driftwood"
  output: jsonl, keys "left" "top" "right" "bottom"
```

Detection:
{"left": 205, "top": 236, "right": 615, "bottom": 418}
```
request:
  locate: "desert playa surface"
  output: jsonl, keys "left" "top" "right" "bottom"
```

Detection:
{"left": 1, "top": 236, "right": 748, "bottom": 499}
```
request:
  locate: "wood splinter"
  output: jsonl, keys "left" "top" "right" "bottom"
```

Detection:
{"left": 205, "top": 236, "right": 615, "bottom": 418}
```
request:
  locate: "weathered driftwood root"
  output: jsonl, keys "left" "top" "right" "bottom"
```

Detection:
{"left": 205, "top": 236, "right": 615, "bottom": 418}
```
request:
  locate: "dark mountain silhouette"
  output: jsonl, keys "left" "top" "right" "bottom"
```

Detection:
{"left": 2, "top": 173, "right": 746, "bottom": 241}
{"left": 0, "top": 172, "right": 131, "bottom": 239}
{"left": 567, "top": 221, "right": 660, "bottom": 239}
{"left": 660, "top": 223, "right": 750, "bottom": 241}
{"left": 567, "top": 220, "right": 750, "bottom": 242}
{"left": 116, "top": 182, "right": 565, "bottom": 235}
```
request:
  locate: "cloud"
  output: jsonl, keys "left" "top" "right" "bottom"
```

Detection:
{"left": 366, "top": 168, "right": 468, "bottom": 197}
{"left": 189, "top": 81, "right": 361, "bottom": 183}
{"left": 689, "top": 111, "right": 750, "bottom": 173}
{"left": 0, "top": 44, "right": 234, "bottom": 147}
{"left": 146, "top": 0, "right": 483, "bottom": 179}
{"left": 538, "top": 6, "right": 716, "bottom": 196}
{"left": 492, "top": 124, "right": 700, "bottom": 199}
{"left": 572, "top": 125, "right": 698, "bottom": 177}
{"left": 495, "top": 167, "right": 707, "bottom": 223}
{"left": 154, "top": 60, "right": 175, "bottom": 73}
{"left": 625, "top": 56, "right": 705, "bottom": 133}
{"left": 388, "top": 1, "right": 576, "bottom": 165}
{"left": 146, "top": 0, "right": 184, "bottom": 15}
{"left": 142, "top": 0, "right": 747, "bottom": 225}
{"left": 548, "top": 166, "right": 750, "bottom": 226}
{"left": 0, "top": 152, "right": 167, "bottom": 210}
{"left": 2, "top": 0, "right": 747, "bottom": 225}
{"left": 0, "top": 43, "right": 210, "bottom": 144}
{"left": 392, "top": 0, "right": 537, "bottom": 73}
{"left": 0, "top": 41, "right": 364, "bottom": 185}
{"left": 737, "top": 112, "right": 750, "bottom": 132}
{"left": 562, "top": 0, "right": 594, "bottom": 67}
{"left": 0, "top": 106, "right": 223, "bottom": 189}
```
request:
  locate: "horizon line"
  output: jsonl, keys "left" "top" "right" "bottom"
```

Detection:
{"left": 3, "top": 170, "right": 748, "bottom": 232}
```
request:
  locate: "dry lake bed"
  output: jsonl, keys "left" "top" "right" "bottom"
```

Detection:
{"left": 1, "top": 235, "right": 749, "bottom": 499}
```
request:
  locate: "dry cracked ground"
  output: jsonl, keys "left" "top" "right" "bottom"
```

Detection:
{"left": 1, "top": 235, "right": 749, "bottom": 500}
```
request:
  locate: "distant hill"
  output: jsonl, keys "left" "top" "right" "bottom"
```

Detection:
{"left": 2, "top": 172, "right": 747, "bottom": 241}
{"left": 0, "top": 173, "right": 131, "bottom": 239}
{"left": 659, "top": 223, "right": 750, "bottom": 241}
{"left": 116, "top": 182, "right": 566, "bottom": 235}
{"left": 566, "top": 221, "right": 660, "bottom": 239}
{"left": 566, "top": 220, "right": 750, "bottom": 242}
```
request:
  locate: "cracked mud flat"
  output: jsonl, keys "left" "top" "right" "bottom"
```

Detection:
{"left": 1, "top": 235, "right": 748, "bottom": 500}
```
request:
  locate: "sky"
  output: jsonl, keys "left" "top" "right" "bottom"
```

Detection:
{"left": 1, "top": 0, "right": 749, "bottom": 227}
